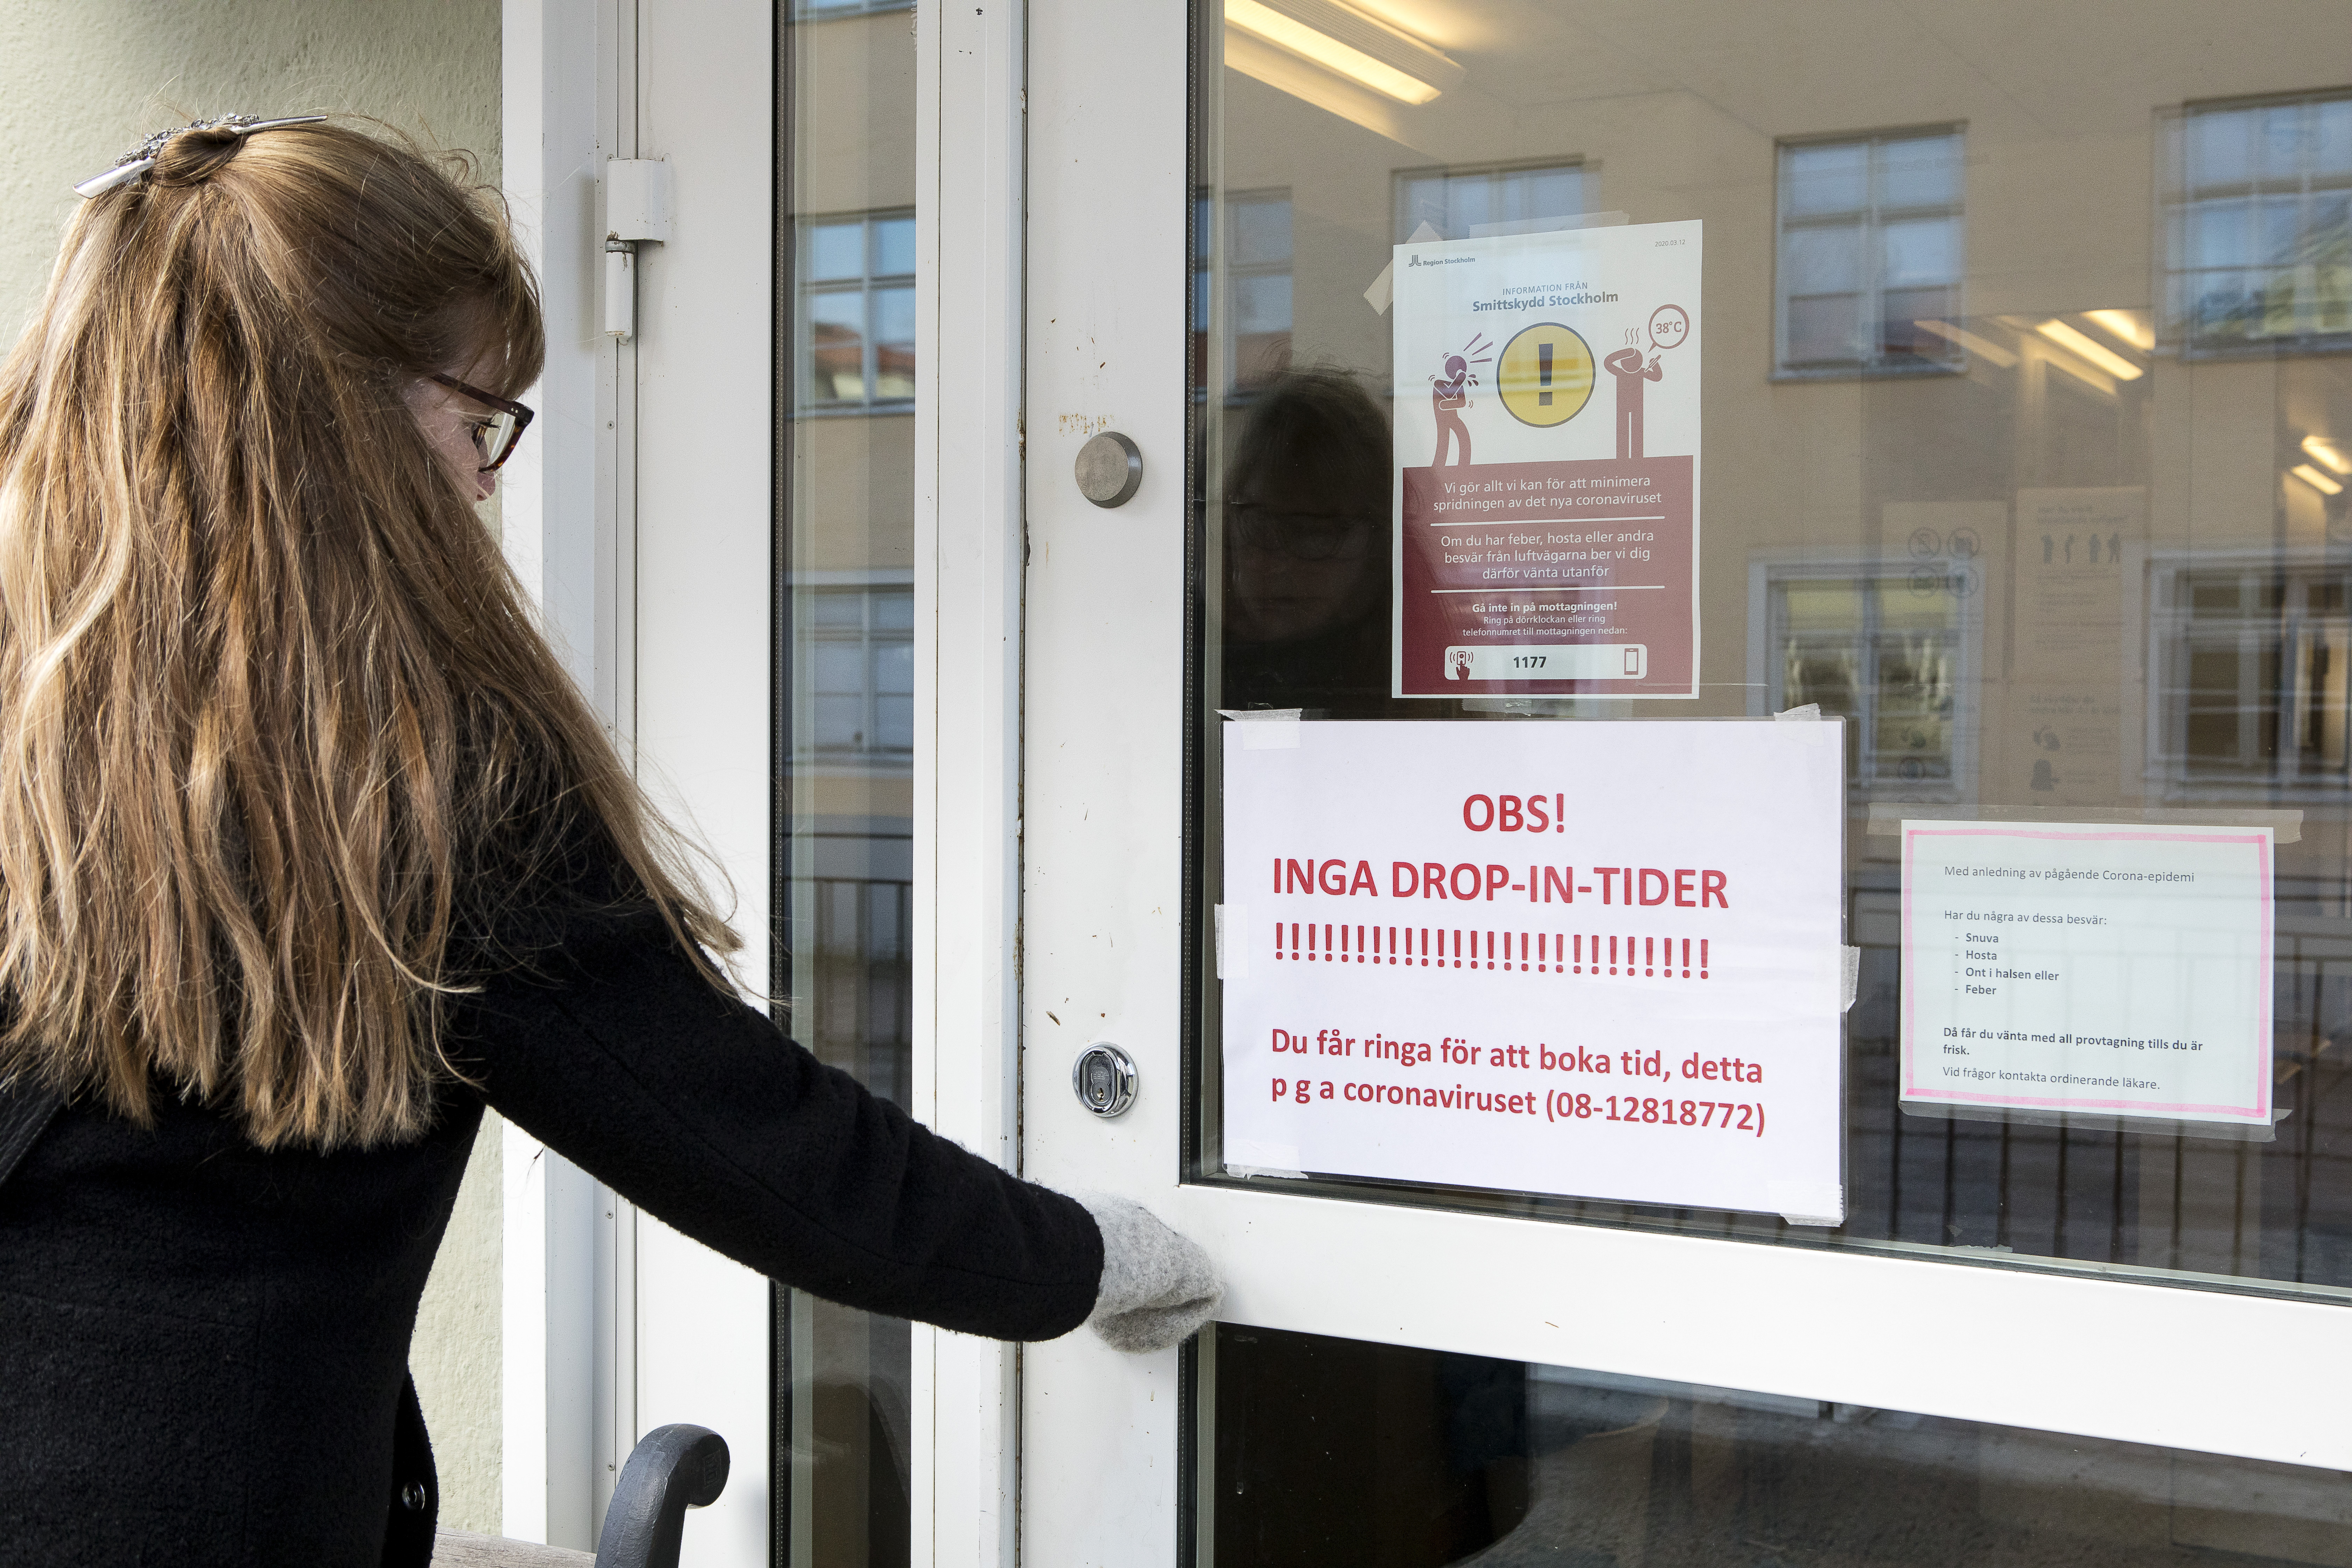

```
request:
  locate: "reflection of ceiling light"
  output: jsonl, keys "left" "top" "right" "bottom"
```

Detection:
{"left": 2293, "top": 463, "right": 2345, "bottom": 496}
{"left": 2303, "top": 435, "right": 2352, "bottom": 475}
{"left": 1225, "top": 0, "right": 1463, "bottom": 105}
{"left": 2036, "top": 318, "right": 2144, "bottom": 380}
{"left": 1912, "top": 318, "right": 2018, "bottom": 368}
{"left": 2084, "top": 308, "right": 2154, "bottom": 351}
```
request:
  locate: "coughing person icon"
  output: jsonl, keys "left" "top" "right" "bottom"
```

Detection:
{"left": 1430, "top": 354, "right": 1475, "bottom": 466}
{"left": 1603, "top": 345, "right": 1661, "bottom": 460}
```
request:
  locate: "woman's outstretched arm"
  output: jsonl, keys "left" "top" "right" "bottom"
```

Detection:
{"left": 453, "top": 905, "right": 1104, "bottom": 1342}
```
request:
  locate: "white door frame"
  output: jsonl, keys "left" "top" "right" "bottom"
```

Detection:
{"left": 1016, "top": 5, "right": 2352, "bottom": 1566}
{"left": 502, "top": 0, "right": 1038, "bottom": 1561}
{"left": 912, "top": 0, "right": 1028, "bottom": 1564}
{"left": 498, "top": 0, "right": 613, "bottom": 1548}
{"left": 501, "top": 0, "right": 777, "bottom": 1559}
{"left": 1016, "top": 0, "right": 1199, "bottom": 1562}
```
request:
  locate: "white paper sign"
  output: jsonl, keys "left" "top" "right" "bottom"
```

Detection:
{"left": 1898, "top": 821, "right": 2275, "bottom": 1126}
{"left": 1220, "top": 720, "right": 1847, "bottom": 1220}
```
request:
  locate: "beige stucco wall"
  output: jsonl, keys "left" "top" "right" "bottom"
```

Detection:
{"left": 0, "top": 0, "right": 507, "bottom": 1533}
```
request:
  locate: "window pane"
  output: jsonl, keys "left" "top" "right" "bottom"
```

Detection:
{"left": 2188, "top": 197, "right": 2253, "bottom": 269}
{"left": 872, "top": 695, "right": 914, "bottom": 752}
{"left": 1878, "top": 134, "right": 1959, "bottom": 209}
{"left": 1230, "top": 196, "right": 1293, "bottom": 266}
{"left": 811, "top": 640, "right": 865, "bottom": 695}
{"left": 1786, "top": 292, "right": 1863, "bottom": 363}
{"left": 1879, "top": 285, "right": 1958, "bottom": 357}
{"left": 1782, "top": 223, "right": 1864, "bottom": 294}
{"left": 1210, "top": 1326, "right": 2352, "bottom": 1568}
{"left": 2319, "top": 97, "right": 2352, "bottom": 176}
{"left": 2257, "top": 102, "right": 2306, "bottom": 180}
{"left": 809, "top": 591, "right": 864, "bottom": 627}
{"left": 812, "top": 694, "right": 864, "bottom": 749}
{"left": 2188, "top": 105, "right": 2253, "bottom": 188}
{"left": 1882, "top": 215, "right": 1959, "bottom": 285}
{"left": 1498, "top": 165, "right": 1585, "bottom": 227}
{"left": 870, "top": 638, "right": 914, "bottom": 697}
{"left": 872, "top": 214, "right": 916, "bottom": 277}
{"left": 2258, "top": 194, "right": 2304, "bottom": 264}
{"left": 1394, "top": 172, "right": 1443, "bottom": 239}
{"left": 872, "top": 286, "right": 916, "bottom": 400}
{"left": 808, "top": 220, "right": 865, "bottom": 281}
{"left": 872, "top": 589, "right": 915, "bottom": 630}
{"left": 1782, "top": 140, "right": 1868, "bottom": 215}
{"left": 1231, "top": 272, "right": 1292, "bottom": 336}
{"left": 808, "top": 290, "right": 867, "bottom": 401}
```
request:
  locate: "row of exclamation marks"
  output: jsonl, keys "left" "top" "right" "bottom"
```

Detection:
{"left": 1272, "top": 923, "right": 1709, "bottom": 979}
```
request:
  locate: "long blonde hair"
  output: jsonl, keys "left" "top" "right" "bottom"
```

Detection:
{"left": 0, "top": 119, "right": 737, "bottom": 1149}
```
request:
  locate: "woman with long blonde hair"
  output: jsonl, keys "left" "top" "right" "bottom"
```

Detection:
{"left": 0, "top": 116, "right": 1213, "bottom": 1565}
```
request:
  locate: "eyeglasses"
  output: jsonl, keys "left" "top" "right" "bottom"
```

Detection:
{"left": 430, "top": 374, "right": 536, "bottom": 472}
{"left": 1226, "top": 502, "right": 1379, "bottom": 561}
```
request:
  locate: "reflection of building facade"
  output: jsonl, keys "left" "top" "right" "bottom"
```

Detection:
{"left": 780, "top": 1, "right": 919, "bottom": 1558}
{"left": 1192, "top": 7, "right": 2352, "bottom": 1561}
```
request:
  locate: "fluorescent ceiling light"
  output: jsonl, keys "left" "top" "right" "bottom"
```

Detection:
{"left": 1224, "top": 28, "right": 1426, "bottom": 150}
{"left": 2293, "top": 462, "right": 2345, "bottom": 496}
{"left": 2303, "top": 435, "right": 2352, "bottom": 475}
{"left": 1226, "top": 0, "right": 1462, "bottom": 106}
{"left": 2036, "top": 318, "right": 2144, "bottom": 380}
{"left": 1912, "top": 318, "right": 2018, "bottom": 368}
{"left": 2084, "top": 308, "right": 2154, "bottom": 351}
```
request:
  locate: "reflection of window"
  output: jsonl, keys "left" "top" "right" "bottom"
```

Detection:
{"left": 2165, "top": 91, "right": 2352, "bottom": 354}
{"left": 800, "top": 210, "right": 915, "bottom": 409}
{"left": 1393, "top": 160, "right": 1586, "bottom": 241}
{"left": 1774, "top": 129, "right": 1963, "bottom": 375}
{"left": 811, "top": 873, "right": 911, "bottom": 1105}
{"left": 1194, "top": 189, "right": 1293, "bottom": 392}
{"left": 2152, "top": 562, "right": 2352, "bottom": 791}
{"left": 1228, "top": 191, "right": 1292, "bottom": 389}
{"left": 807, "top": 586, "right": 914, "bottom": 761}
{"left": 1756, "top": 564, "right": 1973, "bottom": 796}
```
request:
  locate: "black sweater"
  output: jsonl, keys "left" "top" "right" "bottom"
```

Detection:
{"left": 0, "top": 898, "right": 1103, "bottom": 1566}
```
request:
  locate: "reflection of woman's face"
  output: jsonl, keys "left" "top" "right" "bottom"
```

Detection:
{"left": 1225, "top": 465, "right": 1383, "bottom": 645}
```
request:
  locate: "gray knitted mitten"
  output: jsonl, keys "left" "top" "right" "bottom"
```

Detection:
{"left": 1074, "top": 1193, "right": 1224, "bottom": 1354}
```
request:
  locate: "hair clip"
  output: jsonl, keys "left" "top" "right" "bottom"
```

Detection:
{"left": 74, "top": 115, "right": 329, "bottom": 200}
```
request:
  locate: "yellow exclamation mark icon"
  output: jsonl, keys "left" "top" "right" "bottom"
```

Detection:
{"left": 1498, "top": 321, "right": 1593, "bottom": 428}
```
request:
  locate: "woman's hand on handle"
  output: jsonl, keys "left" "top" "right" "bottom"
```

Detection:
{"left": 1072, "top": 1194, "right": 1224, "bottom": 1353}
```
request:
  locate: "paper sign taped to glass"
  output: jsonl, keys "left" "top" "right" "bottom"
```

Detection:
{"left": 1219, "top": 719, "right": 1847, "bottom": 1222}
{"left": 1898, "top": 820, "right": 2276, "bottom": 1131}
{"left": 1391, "top": 220, "right": 1702, "bottom": 699}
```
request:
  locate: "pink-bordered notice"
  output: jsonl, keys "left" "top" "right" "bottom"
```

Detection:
{"left": 1899, "top": 821, "right": 2274, "bottom": 1128}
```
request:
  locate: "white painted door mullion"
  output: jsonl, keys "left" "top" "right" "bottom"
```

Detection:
{"left": 913, "top": 2, "right": 1028, "bottom": 1566}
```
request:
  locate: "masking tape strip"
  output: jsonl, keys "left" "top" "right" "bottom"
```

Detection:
{"left": 1897, "top": 1096, "right": 2286, "bottom": 1143}
{"left": 1774, "top": 702, "right": 1822, "bottom": 721}
{"left": 1225, "top": 1164, "right": 1311, "bottom": 1181}
{"left": 1770, "top": 1181, "right": 1846, "bottom": 1228}
{"left": 1362, "top": 220, "right": 1444, "bottom": 315}
{"left": 1214, "top": 904, "right": 1250, "bottom": 980}
{"left": 1868, "top": 803, "right": 2301, "bottom": 843}
{"left": 1219, "top": 708, "right": 1302, "bottom": 750}
{"left": 1841, "top": 945, "right": 1860, "bottom": 1013}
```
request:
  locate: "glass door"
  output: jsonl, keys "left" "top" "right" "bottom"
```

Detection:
{"left": 1019, "top": 2, "right": 2352, "bottom": 1565}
